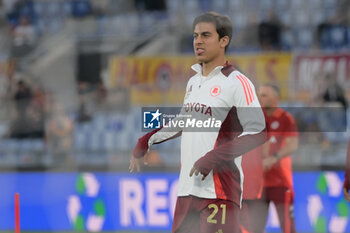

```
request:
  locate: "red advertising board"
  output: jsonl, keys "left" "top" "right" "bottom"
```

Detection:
{"left": 291, "top": 53, "right": 350, "bottom": 101}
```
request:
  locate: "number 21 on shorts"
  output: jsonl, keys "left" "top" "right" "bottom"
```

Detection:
{"left": 207, "top": 203, "right": 226, "bottom": 225}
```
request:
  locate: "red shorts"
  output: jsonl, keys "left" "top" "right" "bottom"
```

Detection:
{"left": 240, "top": 199, "right": 267, "bottom": 233}
{"left": 172, "top": 195, "right": 240, "bottom": 233}
{"left": 240, "top": 187, "right": 296, "bottom": 233}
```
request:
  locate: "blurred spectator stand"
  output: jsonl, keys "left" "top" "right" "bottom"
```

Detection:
{"left": 11, "top": 16, "right": 37, "bottom": 57}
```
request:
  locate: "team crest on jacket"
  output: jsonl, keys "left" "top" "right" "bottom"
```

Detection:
{"left": 210, "top": 85, "right": 221, "bottom": 97}
{"left": 271, "top": 121, "right": 280, "bottom": 129}
{"left": 185, "top": 85, "right": 193, "bottom": 99}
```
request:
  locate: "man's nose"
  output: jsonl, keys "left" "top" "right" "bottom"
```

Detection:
{"left": 194, "top": 36, "right": 203, "bottom": 44}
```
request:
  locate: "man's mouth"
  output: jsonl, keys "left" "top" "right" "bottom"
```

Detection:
{"left": 196, "top": 48, "right": 205, "bottom": 55}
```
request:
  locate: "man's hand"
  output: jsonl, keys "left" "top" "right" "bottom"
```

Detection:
{"left": 344, "top": 177, "right": 350, "bottom": 202}
{"left": 189, "top": 153, "right": 216, "bottom": 181}
{"left": 131, "top": 131, "right": 157, "bottom": 172}
{"left": 262, "top": 156, "right": 278, "bottom": 171}
{"left": 344, "top": 188, "right": 350, "bottom": 202}
{"left": 189, "top": 167, "right": 208, "bottom": 180}
{"left": 129, "top": 153, "right": 150, "bottom": 173}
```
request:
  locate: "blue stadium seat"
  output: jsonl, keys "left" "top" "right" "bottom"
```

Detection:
{"left": 33, "top": 2, "right": 44, "bottom": 15}
{"left": 296, "top": 28, "right": 313, "bottom": 49}
{"left": 324, "top": 7, "right": 336, "bottom": 20}
{"left": 320, "top": 24, "right": 348, "bottom": 50}
{"left": 279, "top": 11, "right": 291, "bottom": 26}
{"left": 232, "top": 12, "right": 246, "bottom": 29}
{"left": 227, "top": 0, "right": 241, "bottom": 12}
{"left": 309, "top": 0, "right": 322, "bottom": 8}
{"left": 330, "top": 25, "right": 348, "bottom": 49}
{"left": 166, "top": 0, "right": 180, "bottom": 12}
{"left": 212, "top": 0, "right": 227, "bottom": 13}
{"left": 290, "top": 0, "right": 304, "bottom": 9}
{"left": 260, "top": 0, "right": 273, "bottom": 9}
{"left": 323, "top": 0, "right": 338, "bottom": 9}
{"left": 71, "top": 0, "right": 91, "bottom": 18}
{"left": 275, "top": 0, "right": 289, "bottom": 11}
{"left": 30, "top": 139, "right": 44, "bottom": 150}
{"left": 281, "top": 30, "right": 294, "bottom": 50}
{"left": 295, "top": 10, "right": 310, "bottom": 27}
{"left": 104, "top": 132, "right": 116, "bottom": 150}
{"left": 48, "top": 1, "right": 60, "bottom": 16}
{"left": 74, "top": 130, "right": 87, "bottom": 150}
{"left": 310, "top": 10, "right": 325, "bottom": 26}
{"left": 62, "top": 1, "right": 72, "bottom": 16}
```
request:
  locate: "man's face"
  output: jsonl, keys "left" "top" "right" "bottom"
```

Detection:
{"left": 258, "top": 86, "right": 279, "bottom": 108}
{"left": 193, "top": 22, "right": 225, "bottom": 63}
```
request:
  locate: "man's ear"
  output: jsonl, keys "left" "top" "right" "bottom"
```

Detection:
{"left": 220, "top": 36, "right": 229, "bottom": 49}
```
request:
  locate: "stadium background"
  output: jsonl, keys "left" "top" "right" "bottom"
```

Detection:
{"left": 0, "top": 0, "right": 349, "bottom": 232}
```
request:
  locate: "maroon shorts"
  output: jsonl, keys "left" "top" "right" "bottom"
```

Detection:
{"left": 239, "top": 199, "right": 267, "bottom": 233}
{"left": 240, "top": 187, "right": 296, "bottom": 233}
{"left": 172, "top": 195, "right": 240, "bottom": 233}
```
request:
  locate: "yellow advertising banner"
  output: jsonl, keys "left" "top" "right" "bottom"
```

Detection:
{"left": 229, "top": 53, "right": 291, "bottom": 100}
{"left": 0, "top": 59, "right": 14, "bottom": 97}
{"left": 109, "top": 53, "right": 291, "bottom": 105}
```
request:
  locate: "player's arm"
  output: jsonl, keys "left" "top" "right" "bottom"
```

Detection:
{"left": 344, "top": 140, "right": 350, "bottom": 201}
{"left": 263, "top": 136, "right": 298, "bottom": 170}
{"left": 262, "top": 139, "right": 270, "bottom": 158}
{"left": 190, "top": 76, "right": 267, "bottom": 178}
{"left": 274, "top": 136, "right": 298, "bottom": 159}
{"left": 263, "top": 112, "right": 298, "bottom": 170}
{"left": 190, "top": 121, "right": 266, "bottom": 179}
{"left": 262, "top": 110, "right": 271, "bottom": 159}
{"left": 131, "top": 80, "right": 193, "bottom": 172}
{"left": 130, "top": 123, "right": 183, "bottom": 172}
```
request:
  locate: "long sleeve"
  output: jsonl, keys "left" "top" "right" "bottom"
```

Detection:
{"left": 193, "top": 130, "right": 267, "bottom": 175}
{"left": 133, "top": 128, "right": 162, "bottom": 158}
{"left": 344, "top": 140, "right": 350, "bottom": 190}
{"left": 133, "top": 78, "right": 198, "bottom": 159}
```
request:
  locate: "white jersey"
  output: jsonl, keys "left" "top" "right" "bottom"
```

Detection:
{"left": 149, "top": 62, "right": 265, "bottom": 206}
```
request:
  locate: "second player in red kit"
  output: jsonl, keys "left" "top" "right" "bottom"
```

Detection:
{"left": 242, "top": 84, "right": 299, "bottom": 233}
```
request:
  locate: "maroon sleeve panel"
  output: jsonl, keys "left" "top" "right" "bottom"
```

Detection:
{"left": 193, "top": 128, "right": 267, "bottom": 176}
{"left": 344, "top": 140, "right": 350, "bottom": 190}
{"left": 133, "top": 128, "right": 162, "bottom": 158}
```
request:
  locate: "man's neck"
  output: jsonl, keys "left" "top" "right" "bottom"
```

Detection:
{"left": 202, "top": 56, "right": 226, "bottom": 76}
{"left": 265, "top": 106, "right": 279, "bottom": 116}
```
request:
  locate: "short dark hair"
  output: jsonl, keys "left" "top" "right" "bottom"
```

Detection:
{"left": 262, "top": 83, "right": 281, "bottom": 96}
{"left": 192, "top": 12, "right": 233, "bottom": 51}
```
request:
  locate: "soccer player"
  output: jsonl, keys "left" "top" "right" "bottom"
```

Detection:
{"left": 130, "top": 12, "right": 266, "bottom": 233}
{"left": 344, "top": 140, "right": 350, "bottom": 202}
{"left": 253, "top": 84, "right": 299, "bottom": 233}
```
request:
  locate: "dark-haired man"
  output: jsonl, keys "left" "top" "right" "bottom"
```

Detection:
{"left": 131, "top": 12, "right": 266, "bottom": 233}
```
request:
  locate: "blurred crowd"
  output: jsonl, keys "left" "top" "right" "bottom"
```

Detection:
{"left": 8, "top": 79, "right": 45, "bottom": 138}
{"left": 0, "top": 71, "right": 111, "bottom": 167}
{"left": 0, "top": 0, "right": 348, "bottom": 54}
{"left": 0, "top": 72, "right": 73, "bottom": 165}
{"left": 235, "top": 3, "right": 350, "bottom": 51}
